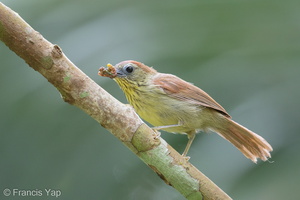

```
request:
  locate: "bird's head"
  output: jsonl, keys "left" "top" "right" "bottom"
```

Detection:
{"left": 113, "top": 60, "right": 157, "bottom": 84}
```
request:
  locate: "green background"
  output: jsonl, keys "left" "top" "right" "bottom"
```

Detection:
{"left": 1, "top": 0, "right": 299, "bottom": 199}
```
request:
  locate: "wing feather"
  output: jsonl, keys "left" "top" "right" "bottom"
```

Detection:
{"left": 153, "top": 73, "right": 231, "bottom": 118}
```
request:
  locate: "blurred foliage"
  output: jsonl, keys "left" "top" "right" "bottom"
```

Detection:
{"left": 1, "top": 0, "right": 300, "bottom": 199}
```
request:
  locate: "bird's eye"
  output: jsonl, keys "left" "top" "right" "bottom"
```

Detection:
{"left": 123, "top": 64, "right": 134, "bottom": 74}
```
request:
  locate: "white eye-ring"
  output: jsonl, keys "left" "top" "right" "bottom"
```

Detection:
{"left": 123, "top": 64, "right": 134, "bottom": 74}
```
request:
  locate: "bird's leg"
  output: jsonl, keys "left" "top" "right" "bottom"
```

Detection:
{"left": 152, "top": 124, "right": 181, "bottom": 139}
{"left": 152, "top": 124, "right": 181, "bottom": 131}
{"left": 182, "top": 131, "right": 196, "bottom": 157}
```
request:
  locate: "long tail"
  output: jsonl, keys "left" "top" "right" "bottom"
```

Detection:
{"left": 212, "top": 118, "right": 273, "bottom": 163}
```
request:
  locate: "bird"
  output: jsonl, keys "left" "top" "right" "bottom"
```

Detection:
{"left": 98, "top": 60, "right": 273, "bottom": 163}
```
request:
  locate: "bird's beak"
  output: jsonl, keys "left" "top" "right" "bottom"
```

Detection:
{"left": 114, "top": 67, "right": 126, "bottom": 78}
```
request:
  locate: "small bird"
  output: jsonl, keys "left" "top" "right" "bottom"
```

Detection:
{"left": 98, "top": 60, "right": 273, "bottom": 163}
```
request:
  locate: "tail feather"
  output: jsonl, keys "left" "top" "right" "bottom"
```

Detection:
{"left": 212, "top": 118, "right": 273, "bottom": 163}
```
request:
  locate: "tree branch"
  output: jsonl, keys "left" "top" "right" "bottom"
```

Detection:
{"left": 0, "top": 3, "right": 232, "bottom": 200}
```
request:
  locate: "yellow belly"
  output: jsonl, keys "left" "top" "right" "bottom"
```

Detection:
{"left": 125, "top": 90, "right": 204, "bottom": 134}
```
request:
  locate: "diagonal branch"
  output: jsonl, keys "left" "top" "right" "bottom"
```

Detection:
{"left": 0, "top": 3, "right": 232, "bottom": 200}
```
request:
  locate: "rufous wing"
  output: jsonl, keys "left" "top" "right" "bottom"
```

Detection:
{"left": 153, "top": 73, "right": 231, "bottom": 118}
